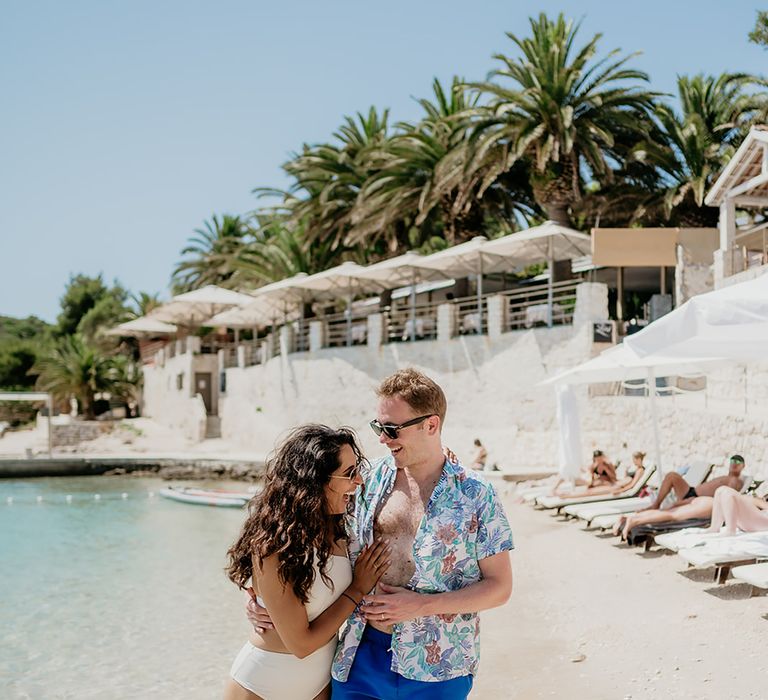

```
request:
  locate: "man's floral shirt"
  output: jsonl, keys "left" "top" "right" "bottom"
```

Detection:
{"left": 331, "top": 456, "right": 514, "bottom": 683}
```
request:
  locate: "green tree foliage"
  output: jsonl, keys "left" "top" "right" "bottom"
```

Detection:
{"left": 168, "top": 12, "right": 768, "bottom": 287}
{"left": 464, "top": 13, "right": 658, "bottom": 226}
{"left": 33, "top": 335, "right": 138, "bottom": 419}
{"left": 0, "top": 315, "right": 52, "bottom": 391}
{"left": 749, "top": 11, "right": 768, "bottom": 47}
{"left": 172, "top": 214, "right": 249, "bottom": 292}
{"left": 55, "top": 274, "right": 131, "bottom": 343}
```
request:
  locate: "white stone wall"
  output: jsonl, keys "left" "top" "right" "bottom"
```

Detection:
{"left": 142, "top": 351, "right": 216, "bottom": 442}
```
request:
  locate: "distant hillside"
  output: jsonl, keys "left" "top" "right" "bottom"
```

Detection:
{"left": 0, "top": 314, "right": 51, "bottom": 342}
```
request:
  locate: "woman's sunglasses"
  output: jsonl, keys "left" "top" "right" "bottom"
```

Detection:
{"left": 369, "top": 414, "right": 435, "bottom": 440}
{"left": 329, "top": 459, "right": 366, "bottom": 482}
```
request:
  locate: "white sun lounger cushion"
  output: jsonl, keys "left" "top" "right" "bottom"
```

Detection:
{"left": 535, "top": 467, "right": 655, "bottom": 509}
{"left": 677, "top": 532, "right": 768, "bottom": 568}
{"left": 731, "top": 562, "right": 768, "bottom": 590}
{"left": 563, "top": 496, "right": 653, "bottom": 520}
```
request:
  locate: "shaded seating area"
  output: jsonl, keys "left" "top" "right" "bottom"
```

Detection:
{"left": 115, "top": 222, "right": 595, "bottom": 367}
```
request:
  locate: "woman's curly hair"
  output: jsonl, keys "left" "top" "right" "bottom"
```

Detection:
{"left": 226, "top": 424, "right": 365, "bottom": 604}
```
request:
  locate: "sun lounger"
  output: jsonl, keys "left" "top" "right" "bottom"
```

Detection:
{"left": 731, "top": 562, "right": 768, "bottom": 591}
{"left": 562, "top": 496, "right": 653, "bottom": 524}
{"left": 534, "top": 466, "right": 656, "bottom": 512}
{"left": 677, "top": 532, "right": 768, "bottom": 583}
{"left": 627, "top": 518, "right": 711, "bottom": 548}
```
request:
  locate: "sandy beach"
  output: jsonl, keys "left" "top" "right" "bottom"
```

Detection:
{"left": 3, "top": 425, "right": 767, "bottom": 699}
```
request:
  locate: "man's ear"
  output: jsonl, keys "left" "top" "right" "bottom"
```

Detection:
{"left": 428, "top": 415, "right": 441, "bottom": 435}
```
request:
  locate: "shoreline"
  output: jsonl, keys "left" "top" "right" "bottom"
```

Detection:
{"left": 0, "top": 455, "right": 265, "bottom": 480}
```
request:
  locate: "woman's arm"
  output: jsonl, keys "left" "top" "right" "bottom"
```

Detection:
{"left": 256, "top": 543, "right": 389, "bottom": 659}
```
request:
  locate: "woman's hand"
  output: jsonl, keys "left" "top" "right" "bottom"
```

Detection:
{"left": 443, "top": 446, "right": 459, "bottom": 465}
{"left": 350, "top": 540, "right": 390, "bottom": 599}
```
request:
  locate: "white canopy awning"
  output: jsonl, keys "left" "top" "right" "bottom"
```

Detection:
{"left": 624, "top": 271, "right": 768, "bottom": 361}
{"left": 543, "top": 343, "right": 728, "bottom": 386}
{"left": 482, "top": 221, "right": 591, "bottom": 266}
{"left": 106, "top": 317, "right": 178, "bottom": 337}
{"left": 150, "top": 285, "right": 256, "bottom": 325}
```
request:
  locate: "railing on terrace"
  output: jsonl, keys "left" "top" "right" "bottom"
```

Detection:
{"left": 501, "top": 279, "right": 579, "bottom": 331}
{"left": 146, "top": 279, "right": 587, "bottom": 369}
{"left": 386, "top": 301, "right": 439, "bottom": 342}
{"left": 325, "top": 311, "right": 370, "bottom": 347}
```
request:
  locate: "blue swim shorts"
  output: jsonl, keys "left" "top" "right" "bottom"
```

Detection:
{"left": 331, "top": 626, "right": 473, "bottom": 699}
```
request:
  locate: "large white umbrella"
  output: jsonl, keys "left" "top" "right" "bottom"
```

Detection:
{"left": 150, "top": 285, "right": 255, "bottom": 326}
{"left": 291, "top": 262, "right": 385, "bottom": 346}
{"left": 483, "top": 222, "right": 591, "bottom": 327}
{"left": 355, "top": 253, "right": 451, "bottom": 341}
{"left": 418, "top": 237, "right": 500, "bottom": 334}
{"left": 543, "top": 343, "right": 729, "bottom": 475}
{"left": 625, "top": 271, "right": 768, "bottom": 361}
{"left": 106, "top": 317, "right": 177, "bottom": 337}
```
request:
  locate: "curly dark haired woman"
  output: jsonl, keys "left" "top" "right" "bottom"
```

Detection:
{"left": 224, "top": 425, "right": 390, "bottom": 700}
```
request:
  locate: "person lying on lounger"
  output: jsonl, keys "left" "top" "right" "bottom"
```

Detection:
{"left": 553, "top": 451, "right": 646, "bottom": 500}
{"left": 639, "top": 455, "right": 746, "bottom": 511}
{"left": 706, "top": 484, "right": 768, "bottom": 535}
{"left": 553, "top": 449, "right": 618, "bottom": 495}
{"left": 615, "top": 456, "right": 747, "bottom": 540}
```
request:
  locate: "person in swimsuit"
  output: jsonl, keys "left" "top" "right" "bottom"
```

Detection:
{"left": 470, "top": 438, "right": 487, "bottom": 471}
{"left": 554, "top": 450, "right": 647, "bottom": 500}
{"left": 639, "top": 454, "right": 746, "bottom": 511}
{"left": 224, "top": 425, "right": 390, "bottom": 700}
{"left": 615, "top": 456, "right": 747, "bottom": 540}
{"left": 706, "top": 483, "right": 768, "bottom": 535}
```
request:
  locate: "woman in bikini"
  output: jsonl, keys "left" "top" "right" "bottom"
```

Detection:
{"left": 224, "top": 424, "right": 390, "bottom": 700}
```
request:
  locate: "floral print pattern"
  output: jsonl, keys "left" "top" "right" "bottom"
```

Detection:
{"left": 331, "top": 456, "right": 513, "bottom": 683}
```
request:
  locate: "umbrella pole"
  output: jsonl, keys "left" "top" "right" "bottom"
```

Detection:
{"left": 547, "top": 236, "right": 554, "bottom": 327}
{"left": 346, "top": 282, "right": 352, "bottom": 347}
{"left": 476, "top": 258, "right": 483, "bottom": 335}
{"left": 648, "top": 367, "right": 663, "bottom": 478}
{"left": 410, "top": 272, "right": 417, "bottom": 342}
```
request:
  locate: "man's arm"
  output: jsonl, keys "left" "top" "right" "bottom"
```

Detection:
{"left": 360, "top": 551, "right": 512, "bottom": 625}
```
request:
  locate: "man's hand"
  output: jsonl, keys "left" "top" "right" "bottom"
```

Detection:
{"left": 360, "top": 583, "right": 426, "bottom": 625}
{"left": 244, "top": 587, "right": 274, "bottom": 634}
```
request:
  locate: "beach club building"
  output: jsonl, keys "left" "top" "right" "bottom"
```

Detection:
{"left": 120, "top": 132, "right": 768, "bottom": 475}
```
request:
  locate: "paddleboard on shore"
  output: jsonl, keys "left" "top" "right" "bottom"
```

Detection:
{"left": 159, "top": 486, "right": 253, "bottom": 508}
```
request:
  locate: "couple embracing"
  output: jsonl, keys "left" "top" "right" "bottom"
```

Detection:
{"left": 224, "top": 368, "right": 514, "bottom": 699}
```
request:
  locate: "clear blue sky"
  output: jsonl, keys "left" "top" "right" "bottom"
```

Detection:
{"left": 2, "top": 1, "right": 765, "bottom": 322}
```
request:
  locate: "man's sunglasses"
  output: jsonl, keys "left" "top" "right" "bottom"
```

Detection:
{"left": 369, "top": 414, "right": 435, "bottom": 440}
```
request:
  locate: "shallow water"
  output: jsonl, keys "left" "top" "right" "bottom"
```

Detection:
{"left": 0, "top": 476, "right": 253, "bottom": 699}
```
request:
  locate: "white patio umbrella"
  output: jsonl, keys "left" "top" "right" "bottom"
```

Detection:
{"left": 625, "top": 270, "right": 768, "bottom": 361}
{"left": 106, "top": 317, "right": 177, "bottom": 337}
{"left": 418, "top": 237, "right": 502, "bottom": 334}
{"left": 150, "top": 285, "right": 256, "bottom": 326}
{"left": 290, "top": 262, "right": 385, "bottom": 346}
{"left": 543, "top": 343, "right": 729, "bottom": 475}
{"left": 483, "top": 222, "right": 592, "bottom": 327}
{"left": 355, "top": 253, "right": 451, "bottom": 341}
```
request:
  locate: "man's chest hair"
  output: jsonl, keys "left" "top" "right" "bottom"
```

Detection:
{"left": 374, "top": 486, "right": 426, "bottom": 538}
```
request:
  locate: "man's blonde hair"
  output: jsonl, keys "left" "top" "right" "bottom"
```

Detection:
{"left": 376, "top": 368, "right": 447, "bottom": 426}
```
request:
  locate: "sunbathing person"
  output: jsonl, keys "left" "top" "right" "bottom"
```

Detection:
{"left": 553, "top": 451, "right": 646, "bottom": 500}
{"left": 553, "top": 449, "right": 618, "bottom": 495}
{"left": 588, "top": 450, "right": 617, "bottom": 486}
{"left": 706, "top": 485, "right": 768, "bottom": 535}
{"left": 616, "top": 456, "right": 747, "bottom": 540}
{"left": 640, "top": 454, "right": 746, "bottom": 511}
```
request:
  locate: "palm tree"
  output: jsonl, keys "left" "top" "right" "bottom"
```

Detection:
{"left": 465, "top": 13, "right": 658, "bottom": 226}
{"left": 129, "top": 291, "right": 163, "bottom": 318}
{"left": 172, "top": 214, "right": 248, "bottom": 292}
{"left": 235, "top": 214, "right": 349, "bottom": 284}
{"left": 278, "top": 107, "right": 391, "bottom": 250}
{"left": 33, "top": 336, "right": 137, "bottom": 419}
{"left": 632, "top": 73, "right": 767, "bottom": 226}
{"left": 347, "top": 78, "right": 475, "bottom": 249}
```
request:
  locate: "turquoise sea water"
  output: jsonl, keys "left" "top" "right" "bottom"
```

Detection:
{"left": 0, "top": 477, "right": 253, "bottom": 700}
